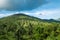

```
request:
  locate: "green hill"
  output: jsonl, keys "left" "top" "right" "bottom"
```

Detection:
{"left": 0, "top": 13, "right": 60, "bottom": 40}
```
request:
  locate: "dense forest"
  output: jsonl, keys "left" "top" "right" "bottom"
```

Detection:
{"left": 0, "top": 14, "right": 60, "bottom": 40}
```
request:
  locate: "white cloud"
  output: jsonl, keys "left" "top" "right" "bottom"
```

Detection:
{"left": 35, "top": 9, "right": 60, "bottom": 15}
{"left": 0, "top": 0, "right": 10, "bottom": 8}
{"left": 0, "top": 12, "right": 18, "bottom": 18}
{"left": 0, "top": 11, "right": 28, "bottom": 18}
{"left": 32, "top": 9, "right": 60, "bottom": 19}
{"left": 17, "top": 9, "right": 60, "bottom": 17}
{"left": 0, "top": 9, "right": 60, "bottom": 19}
{"left": 0, "top": 13, "right": 12, "bottom": 18}
{"left": 20, "top": 11, "right": 30, "bottom": 15}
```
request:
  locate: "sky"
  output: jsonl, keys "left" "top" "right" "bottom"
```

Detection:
{"left": 0, "top": 0, "right": 60, "bottom": 19}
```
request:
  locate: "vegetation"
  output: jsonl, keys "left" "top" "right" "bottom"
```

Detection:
{"left": 0, "top": 14, "right": 60, "bottom": 40}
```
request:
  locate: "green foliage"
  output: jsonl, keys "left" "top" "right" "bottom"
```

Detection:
{"left": 0, "top": 14, "right": 60, "bottom": 40}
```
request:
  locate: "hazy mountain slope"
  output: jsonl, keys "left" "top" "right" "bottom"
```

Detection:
{"left": 57, "top": 18, "right": 60, "bottom": 21}
{"left": 0, "top": 13, "right": 60, "bottom": 40}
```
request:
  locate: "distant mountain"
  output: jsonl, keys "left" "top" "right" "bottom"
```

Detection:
{"left": 0, "top": 13, "right": 60, "bottom": 40}
{"left": 57, "top": 18, "right": 60, "bottom": 21}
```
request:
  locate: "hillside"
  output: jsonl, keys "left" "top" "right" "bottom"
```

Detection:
{"left": 0, "top": 13, "right": 60, "bottom": 40}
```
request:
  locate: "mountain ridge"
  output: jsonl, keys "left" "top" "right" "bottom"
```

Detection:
{"left": 0, "top": 13, "right": 60, "bottom": 23}
{"left": 0, "top": 13, "right": 60, "bottom": 40}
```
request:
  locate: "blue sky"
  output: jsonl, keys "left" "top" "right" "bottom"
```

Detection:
{"left": 0, "top": 0, "right": 60, "bottom": 19}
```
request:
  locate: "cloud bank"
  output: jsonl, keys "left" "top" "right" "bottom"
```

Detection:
{"left": 0, "top": 0, "right": 47, "bottom": 11}
{"left": 1, "top": 8, "right": 60, "bottom": 18}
